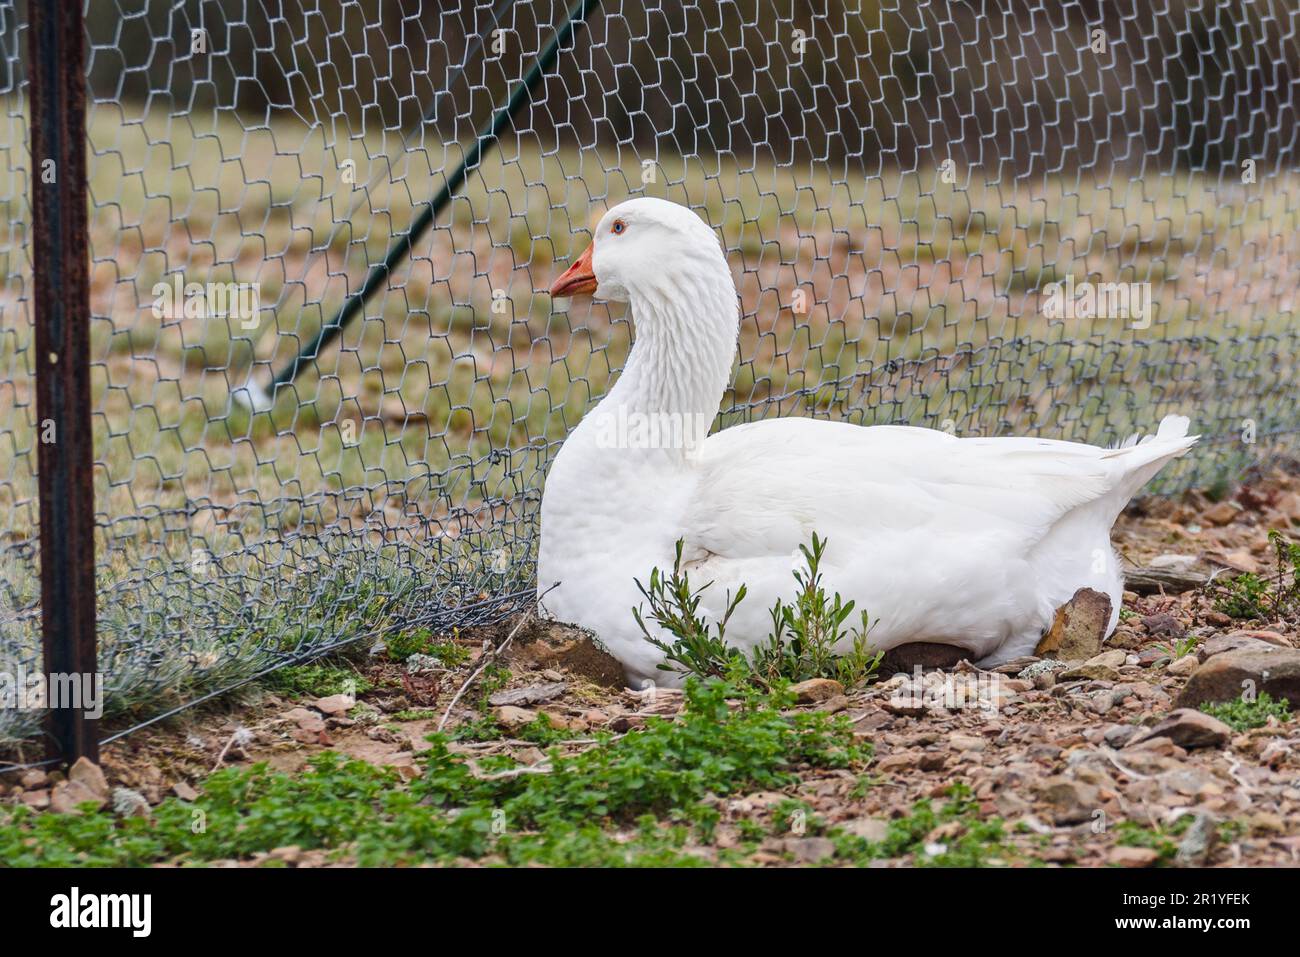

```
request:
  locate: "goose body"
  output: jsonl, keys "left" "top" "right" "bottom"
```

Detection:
{"left": 538, "top": 198, "right": 1197, "bottom": 686}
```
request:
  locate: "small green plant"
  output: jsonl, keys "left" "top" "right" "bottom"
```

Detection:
{"left": 751, "top": 534, "right": 882, "bottom": 689}
{"left": 633, "top": 540, "right": 748, "bottom": 680}
{"left": 385, "top": 629, "right": 472, "bottom": 666}
{"left": 1212, "top": 530, "right": 1300, "bottom": 620}
{"left": 1112, "top": 818, "right": 1192, "bottom": 864}
{"left": 1157, "top": 634, "right": 1199, "bottom": 660}
{"left": 1199, "top": 691, "right": 1292, "bottom": 731}
{"left": 635, "top": 534, "right": 880, "bottom": 690}
{"left": 267, "top": 662, "right": 372, "bottom": 699}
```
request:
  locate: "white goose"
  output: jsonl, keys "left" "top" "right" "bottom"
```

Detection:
{"left": 538, "top": 197, "right": 1196, "bottom": 686}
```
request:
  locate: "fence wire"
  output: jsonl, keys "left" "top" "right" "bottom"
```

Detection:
{"left": 2, "top": 0, "right": 1299, "bottom": 750}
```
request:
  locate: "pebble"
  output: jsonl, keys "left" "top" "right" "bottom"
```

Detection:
{"left": 783, "top": 837, "right": 836, "bottom": 863}
{"left": 1166, "top": 654, "right": 1199, "bottom": 676}
{"left": 111, "top": 787, "right": 151, "bottom": 818}
{"left": 790, "top": 678, "right": 845, "bottom": 704}
{"left": 493, "top": 705, "right": 537, "bottom": 729}
{"left": 1129, "top": 709, "right": 1233, "bottom": 750}
{"left": 313, "top": 694, "right": 354, "bottom": 715}
{"left": 1109, "top": 846, "right": 1161, "bottom": 867}
{"left": 67, "top": 757, "right": 110, "bottom": 800}
{"left": 1035, "top": 776, "right": 1100, "bottom": 825}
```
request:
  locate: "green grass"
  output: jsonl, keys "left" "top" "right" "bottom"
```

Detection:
{"left": 384, "top": 629, "right": 473, "bottom": 666}
{"left": 1211, "top": 530, "right": 1300, "bottom": 620}
{"left": 0, "top": 675, "right": 875, "bottom": 867}
{"left": 1199, "top": 691, "right": 1292, "bottom": 731}
{"left": 266, "top": 663, "right": 373, "bottom": 700}
{"left": 0, "top": 671, "right": 1027, "bottom": 867}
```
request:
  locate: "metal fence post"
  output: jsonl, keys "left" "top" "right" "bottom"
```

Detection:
{"left": 29, "top": 1, "right": 97, "bottom": 764}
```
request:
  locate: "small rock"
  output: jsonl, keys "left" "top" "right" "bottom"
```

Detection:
{"left": 918, "top": 752, "right": 948, "bottom": 771}
{"left": 1103, "top": 724, "right": 1139, "bottom": 748}
{"left": 876, "top": 752, "right": 918, "bottom": 772}
{"left": 20, "top": 789, "right": 51, "bottom": 810}
{"left": 790, "top": 678, "right": 845, "bottom": 704}
{"left": 67, "top": 757, "right": 110, "bottom": 800}
{"left": 1059, "top": 661, "right": 1122, "bottom": 682}
{"left": 841, "top": 818, "right": 890, "bottom": 842}
{"left": 990, "top": 655, "right": 1041, "bottom": 675}
{"left": 268, "top": 845, "right": 303, "bottom": 864}
{"left": 1035, "top": 588, "right": 1112, "bottom": 661}
{"left": 50, "top": 780, "right": 107, "bottom": 814}
{"left": 493, "top": 705, "right": 537, "bottom": 729}
{"left": 1142, "top": 613, "right": 1185, "bottom": 639}
{"left": 882, "top": 697, "right": 928, "bottom": 717}
{"left": 1035, "top": 776, "right": 1101, "bottom": 825}
{"left": 1197, "top": 634, "right": 1278, "bottom": 661}
{"left": 1175, "top": 813, "right": 1218, "bottom": 866}
{"left": 1085, "top": 650, "right": 1128, "bottom": 670}
{"left": 1203, "top": 501, "right": 1238, "bottom": 526}
{"left": 1227, "top": 629, "right": 1291, "bottom": 647}
{"left": 1089, "top": 691, "right": 1116, "bottom": 715}
{"left": 1109, "top": 846, "right": 1161, "bottom": 868}
{"left": 1128, "top": 709, "right": 1233, "bottom": 750}
{"left": 488, "top": 681, "right": 568, "bottom": 708}
{"left": 1166, "top": 655, "right": 1199, "bottom": 676}
{"left": 783, "top": 836, "right": 836, "bottom": 863}
{"left": 172, "top": 781, "right": 199, "bottom": 801}
{"left": 111, "top": 787, "right": 150, "bottom": 818}
{"left": 1175, "top": 647, "right": 1300, "bottom": 709}
{"left": 313, "top": 694, "right": 354, "bottom": 716}
{"left": 20, "top": 769, "right": 49, "bottom": 790}
{"left": 1136, "top": 647, "right": 1172, "bottom": 668}
{"left": 950, "top": 733, "right": 987, "bottom": 752}
{"left": 292, "top": 711, "right": 326, "bottom": 734}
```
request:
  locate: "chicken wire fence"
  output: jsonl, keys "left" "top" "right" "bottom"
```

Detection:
{"left": 1, "top": 0, "right": 1299, "bottom": 753}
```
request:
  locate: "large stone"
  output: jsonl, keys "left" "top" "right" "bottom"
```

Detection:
{"left": 1175, "top": 647, "right": 1300, "bottom": 709}
{"left": 1035, "top": 588, "right": 1112, "bottom": 661}
{"left": 488, "top": 682, "right": 568, "bottom": 708}
{"left": 1127, "top": 709, "right": 1233, "bottom": 750}
{"left": 1197, "top": 633, "right": 1283, "bottom": 662}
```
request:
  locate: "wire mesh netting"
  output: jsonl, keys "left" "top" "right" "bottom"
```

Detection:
{"left": 1, "top": 0, "right": 1298, "bottom": 748}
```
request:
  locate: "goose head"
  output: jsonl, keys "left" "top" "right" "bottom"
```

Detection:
{"left": 549, "top": 197, "right": 734, "bottom": 307}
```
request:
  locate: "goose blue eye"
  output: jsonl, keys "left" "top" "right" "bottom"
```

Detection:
{"left": 612, "top": 219, "right": 627, "bottom": 235}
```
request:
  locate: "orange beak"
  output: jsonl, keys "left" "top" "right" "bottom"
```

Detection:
{"left": 549, "top": 241, "right": 598, "bottom": 298}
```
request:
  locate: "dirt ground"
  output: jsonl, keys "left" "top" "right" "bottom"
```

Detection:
{"left": 5, "top": 463, "right": 1300, "bottom": 867}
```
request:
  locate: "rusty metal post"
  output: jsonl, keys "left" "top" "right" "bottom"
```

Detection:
{"left": 29, "top": 1, "right": 98, "bottom": 764}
